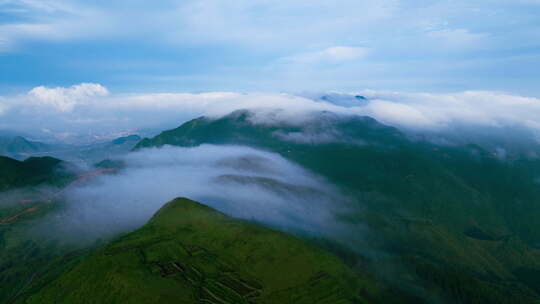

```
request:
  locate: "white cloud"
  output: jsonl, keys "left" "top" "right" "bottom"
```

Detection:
{"left": 0, "top": 99, "right": 8, "bottom": 115}
{"left": 0, "top": 36, "right": 10, "bottom": 51}
{"left": 363, "top": 100, "right": 434, "bottom": 127}
{"left": 427, "top": 28, "right": 487, "bottom": 48}
{"left": 0, "top": 0, "right": 112, "bottom": 51}
{"left": 172, "top": 0, "right": 397, "bottom": 48}
{"left": 42, "top": 145, "right": 345, "bottom": 240}
{"left": 2, "top": 83, "right": 540, "bottom": 143}
{"left": 514, "top": 0, "right": 540, "bottom": 4}
{"left": 0, "top": 23, "right": 63, "bottom": 38}
{"left": 358, "top": 90, "right": 540, "bottom": 131}
{"left": 282, "top": 46, "right": 370, "bottom": 64}
{"left": 28, "top": 83, "right": 109, "bottom": 112}
{"left": 6, "top": 0, "right": 74, "bottom": 13}
{"left": 0, "top": 0, "right": 397, "bottom": 52}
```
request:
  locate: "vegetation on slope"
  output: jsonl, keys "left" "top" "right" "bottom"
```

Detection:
{"left": 23, "top": 198, "right": 370, "bottom": 304}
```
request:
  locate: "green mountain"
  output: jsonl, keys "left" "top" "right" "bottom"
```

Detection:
{"left": 134, "top": 110, "right": 540, "bottom": 303}
{"left": 21, "top": 198, "right": 372, "bottom": 304}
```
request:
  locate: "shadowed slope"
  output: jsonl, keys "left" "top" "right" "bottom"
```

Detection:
{"left": 0, "top": 156, "right": 70, "bottom": 191}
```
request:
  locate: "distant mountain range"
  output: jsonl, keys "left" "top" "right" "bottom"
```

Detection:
{"left": 0, "top": 136, "right": 51, "bottom": 160}
{"left": 0, "top": 134, "right": 141, "bottom": 165}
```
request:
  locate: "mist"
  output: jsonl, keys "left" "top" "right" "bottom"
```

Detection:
{"left": 0, "top": 187, "right": 59, "bottom": 209}
{"left": 38, "top": 144, "right": 352, "bottom": 243}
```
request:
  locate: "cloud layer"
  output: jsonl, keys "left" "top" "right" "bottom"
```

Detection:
{"left": 39, "top": 145, "right": 347, "bottom": 242}
{"left": 1, "top": 84, "right": 540, "bottom": 144}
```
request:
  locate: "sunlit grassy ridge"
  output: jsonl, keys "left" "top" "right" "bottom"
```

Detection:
{"left": 24, "top": 198, "right": 368, "bottom": 304}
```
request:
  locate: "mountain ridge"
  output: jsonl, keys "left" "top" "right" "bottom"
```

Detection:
{"left": 22, "top": 197, "right": 372, "bottom": 304}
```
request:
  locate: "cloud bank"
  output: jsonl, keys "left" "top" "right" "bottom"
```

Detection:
{"left": 40, "top": 145, "right": 348, "bottom": 242}
{"left": 1, "top": 84, "right": 540, "bottom": 145}
{"left": 360, "top": 90, "right": 540, "bottom": 131}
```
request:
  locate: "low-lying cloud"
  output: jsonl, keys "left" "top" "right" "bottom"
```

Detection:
{"left": 0, "top": 186, "right": 60, "bottom": 209}
{"left": 41, "top": 145, "right": 349, "bottom": 242}
{"left": 359, "top": 90, "right": 540, "bottom": 131}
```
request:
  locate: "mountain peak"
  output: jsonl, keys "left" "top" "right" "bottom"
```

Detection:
{"left": 27, "top": 196, "right": 364, "bottom": 303}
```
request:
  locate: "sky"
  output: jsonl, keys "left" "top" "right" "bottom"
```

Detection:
{"left": 0, "top": 0, "right": 539, "bottom": 95}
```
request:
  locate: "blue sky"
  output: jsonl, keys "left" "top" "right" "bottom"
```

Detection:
{"left": 0, "top": 0, "right": 540, "bottom": 95}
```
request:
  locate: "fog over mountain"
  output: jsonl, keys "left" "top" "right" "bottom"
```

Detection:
{"left": 39, "top": 145, "right": 352, "bottom": 243}
{"left": 1, "top": 84, "right": 539, "bottom": 151}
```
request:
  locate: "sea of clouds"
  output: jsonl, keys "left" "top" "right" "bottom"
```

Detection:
{"left": 36, "top": 144, "right": 354, "bottom": 243}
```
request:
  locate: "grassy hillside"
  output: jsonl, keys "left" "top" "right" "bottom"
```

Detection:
{"left": 22, "top": 198, "right": 371, "bottom": 304}
{"left": 134, "top": 110, "right": 540, "bottom": 303}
